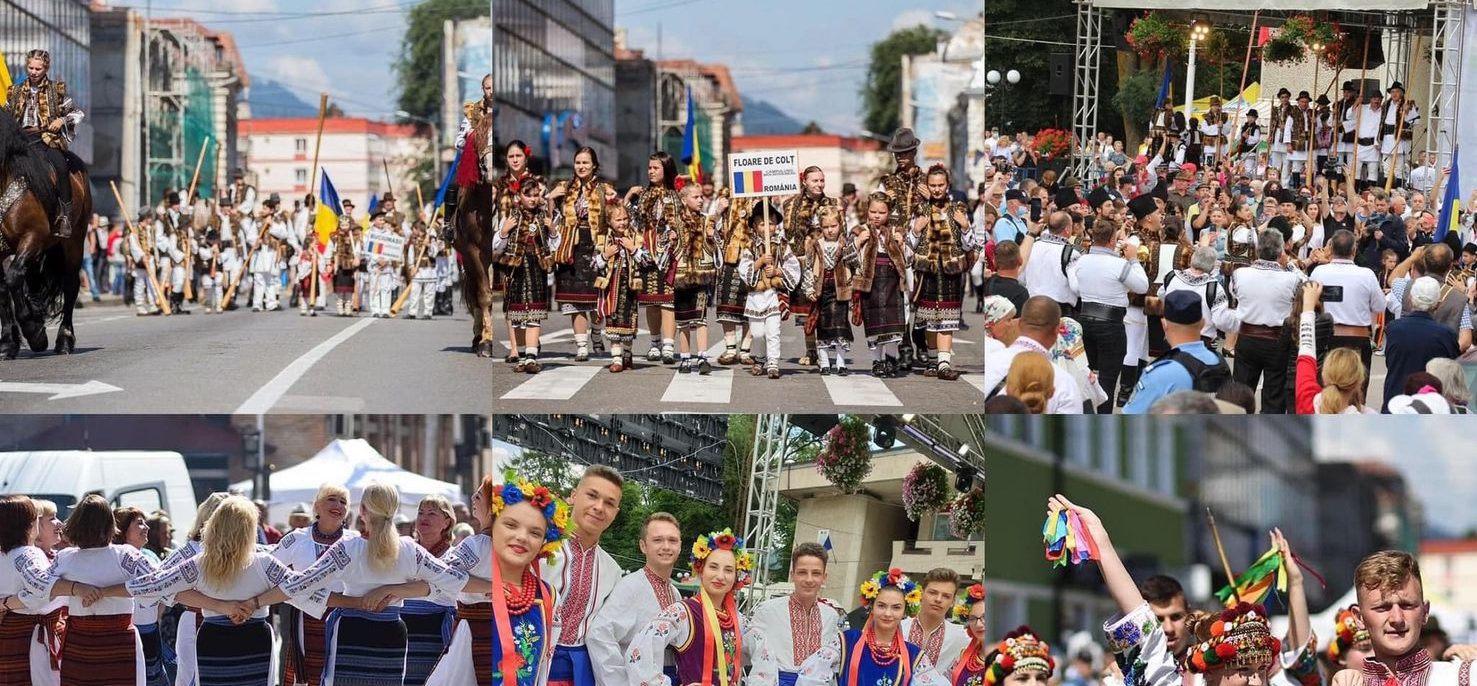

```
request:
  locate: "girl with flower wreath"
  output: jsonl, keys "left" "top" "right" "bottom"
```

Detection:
{"left": 493, "top": 140, "right": 536, "bottom": 365}
{"left": 624, "top": 528, "right": 776, "bottom": 686}
{"left": 796, "top": 568, "right": 950, "bottom": 686}
{"left": 947, "top": 583, "right": 987, "bottom": 686}
{"left": 491, "top": 176, "right": 556, "bottom": 373}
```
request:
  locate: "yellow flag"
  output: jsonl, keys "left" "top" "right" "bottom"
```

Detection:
{"left": 0, "top": 51, "right": 12, "bottom": 108}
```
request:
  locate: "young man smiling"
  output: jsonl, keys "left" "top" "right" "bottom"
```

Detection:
{"left": 586, "top": 512, "right": 682, "bottom": 686}
{"left": 747, "top": 543, "right": 848, "bottom": 686}
{"left": 899, "top": 567, "right": 971, "bottom": 673}
{"left": 544, "top": 465, "right": 626, "bottom": 686}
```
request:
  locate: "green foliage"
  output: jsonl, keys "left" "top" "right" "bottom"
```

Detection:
{"left": 508, "top": 451, "right": 579, "bottom": 495}
{"left": 861, "top": 25, "right": 945, "bottom": 135}
{"left": 1113, "top": 69, "right": 1159, "bottom": 135}
{"left": 394, "top": 0, "right": 488, "bottom": 122}
{"left": 982, "top": 0, "right": 1076, "bottom": 133}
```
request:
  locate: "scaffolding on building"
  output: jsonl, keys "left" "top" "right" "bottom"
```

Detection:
{"left": 143, "top": 21, "right": 228, "bottom": 206}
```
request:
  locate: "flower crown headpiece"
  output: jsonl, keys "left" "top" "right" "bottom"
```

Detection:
{"left": 488, "top": 470, "right": 572, "bottom": 562}
{"left": 984, "top": 627, "right": 1055, "bottom": 686}
{"left": 690, "top": 528, "right": 755, "bottom": 590}
{"left": 858, "top": 568, "right": 922, "bottom": 616}
{"left": 1326, "top": 606, "right": 1371, "bottom": 663}
{"left": 1185, "top": 603, "right": 1280, "bottom": 675}
{"left": 952, "top": 582, "right": 987, "bottom": 622}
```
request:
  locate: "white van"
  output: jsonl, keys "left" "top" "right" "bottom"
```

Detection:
{"left": 0, "top": 451, "right": 199, "bottom": 548}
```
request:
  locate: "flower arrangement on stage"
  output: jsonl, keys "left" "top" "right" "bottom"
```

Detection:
{"left": 1263, "top": 15, "right": 1341, "bottom": 66}
{"left": 948, "top": 486, "right": 986, "bottom": 539}
{"left": 489, "top": 470, "right": 573, "bottom": 561}
{"left": 860, "top": 568, "right": 922, "bottom": 615}
{"left": 1033, "top": 129, "right": 1075, "bottom": 160}
{"left": 1125, "top": 12, "right": 1187, "bottom": 60}
{"left": 902, "top": 461, "right": 952, "bottom": 521}
{"left": 815, "top": 416, "right": 873, "bottom": 494}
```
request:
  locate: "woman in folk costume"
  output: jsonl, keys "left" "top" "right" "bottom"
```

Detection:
{"left": 803, "top": 207, "right": 861, "bottom": 375}
{"left": 259, "top": 482, "right": 487, "bottom": 686}
{"left": 712, "top": 189, "right": 752, "bottom": 365}
{"left": 0, "top": 495, "right": 75, "bottom": 686}
{"left": 155, "top": 492, "right": 230, "bottom": 686}
{"left": 549, "top": 146, "right": 619, "bottom": 362}
{"left": 623, "top": 152, "right": 681, "bottom": 365}
{"left": 908, "top": 165, "right": 977, "bottom": 380}
{"left": 112, "top": 507, "right": 169, "bottom": 686}
{"left": 853, "top": 192, "right": 912, "bottom": 378}
{"left": 331, "top": 217, "right": 362, "bottom": 317}
{"left": 670, "top": 183, "right": 720, "bottom": 374}
{"left": 92, "top": 497, "right": 291, "bottom": 686}
{"left": 492, "top": 177, "right": 556, "bottom": 373}
{"left": 738, "top": 203, "right": 803, "bottom": 379}
{"left": 300, "top": 226, "right": 335, "bottom": 316}
{"left": 426, "top": 471, "right": 570, "bottom": 686}
{"left": 976, "top": 628, "right": 1053, "bottom": 686}
{"left": 1322, "top": 607, "right": 1373, "bottom": 683}
{"left": 403, "top": 496, "right": 460, "bottom": 686}
{"left": 270, "top": 484, "right": 360, "bottom": 686}
{"left": 782, "top": 167, "right": 840, "bottom": 368}
{"left": 495, "top": 141, "right": 537, "bottom": 364}
{"left": 792, "top": 569, "right": 948, "bottom": 686}
{"left": 594, "top": 203, "right": 650, "bottom": 373}
{"left": 624, "top": 529, "right": 776, "bottom": 686}
{"left": 948, "top": 584, "right": 987, "bottom": 686}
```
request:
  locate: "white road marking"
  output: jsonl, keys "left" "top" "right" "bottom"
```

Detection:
{"left": 821, "top": 374, "right": 903, "bottom": 406}
{"left": 0, "top": 379, "right": 123, "bottom": 400}
{"left": 965, "top": 375, "right": 988, "bottom": 396}
{"left": 234, "top": 318, "right": 376, "bottom": 414}
{"left": 501, "top": 365, "right": 601, "bottom": 401}
{"left": 661, "top": 369, "right": 734, "bottom": 404}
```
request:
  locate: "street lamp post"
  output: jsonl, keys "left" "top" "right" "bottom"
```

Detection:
{"left": 985, "top": 69, "right": 1021, "bottom": 133}
{"left": 1185, "top": 21, "right": 1211, "bottom": 121}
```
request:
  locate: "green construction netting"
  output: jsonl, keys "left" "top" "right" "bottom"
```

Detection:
{"left": 148, "top": 67, "right": 216, "bottom": 203}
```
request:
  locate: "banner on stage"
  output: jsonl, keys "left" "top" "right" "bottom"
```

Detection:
{"left": 362, "top": 229, "right": 406, "bottom": 262}
{"left": 728, "top": 150, "right": 800, "bottom": 198}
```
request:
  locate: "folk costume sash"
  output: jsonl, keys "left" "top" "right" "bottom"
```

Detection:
{"left": 951, "top": 640, "right": 985, "bottom": 686}
{"left": 847, "top": 623, "right": 911, "bottom": 686}
{"left": 697, "top": 591, "right": 743, "bottom": 686}
{"left": 556, "top": 178, "right": 609, "bottom": 265}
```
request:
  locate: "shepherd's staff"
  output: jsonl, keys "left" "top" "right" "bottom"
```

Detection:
{"left": 309, "top": 93, "right": 329, "bottom": 201}
{"left": 1223, "top": 11, "right": 1260, "bottom": 160}
{"left": 182, "top": 139, "right": 214, "bottom": 302}
{"left": 110, "top": 181, "right": 171, "bottom": 315}
{"left": 1348, "top": 29, "right": 1373, "bottom": 199}
{"left": 1384, "top": 95, "right": 1414, "bottom": 192}
{"left": 1206, "top": 506, "right": 1241, "bottom": 604}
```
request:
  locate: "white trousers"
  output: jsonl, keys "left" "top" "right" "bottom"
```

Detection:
{"left": 747, "top": 313, "right": 783, "bottom": 365}
{"left": 407, "top": 279, "right": 436, "bottom": 317}
{"left": 134, "top": 267, "right": 158, "bottom": 312}
{"left": 251, "top": 273, "right": 279, "bottom": 310}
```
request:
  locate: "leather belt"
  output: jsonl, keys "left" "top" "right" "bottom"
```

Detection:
{"left": 1358, "top": 137, "right": 1376, "bottom": 146}
{"left": 1333, "top": 324, "right": 1372, "bottom": 337}
{"left": 1241, "top": 322, "right": 1284, "bottom": 339}
{"left": 1078, "top": 301, "right": 1127, "bottom": 323}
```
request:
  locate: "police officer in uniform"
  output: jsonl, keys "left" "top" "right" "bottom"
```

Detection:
{"left": 1068, "top": 215, "right": 1147, "bottom": 414}
{"left": 1122, "top": 289, "right": 1230, "bottom": 413}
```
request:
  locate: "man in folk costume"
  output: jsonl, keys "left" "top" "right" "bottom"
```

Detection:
{"left": 4, "top": 50, "right": 82, "bottom": 237}
{"left": 1350, "top": 90, "right": 1385, "bottom": 189}
{"left": 1329, "top": 553, "right": 1476, "bottom": 686}
{"left": 223, "top": 168, "right": 256, "bottom": 216}
{"left": 1268, "top": 88, "right": 1293, "bottom": 179}
{"left": 450, "top": 73, "right": 498, "bottom": 235}
{"left": 1198, "top": 96, "right": 1228, "bottom": 166}
{"left": 155, "top": 194, "right": 192, "bottom": 315}
{"left": 900, "top": 569, "right": 972, "bottom": 676}
{"left": 380, "top": 192, "right": 408, "bottom": 232}
{"left": 1380, "top": 82, "right": 1421, "bottom": 188}
{"left": 782, "top": 166, "right": 840, "bottom": 368}
{"left": 1283, "top": 91, "right": 1316, "bottom": 183}
{"left": 876, "top": 128, "right": 929, "bottom": 366}
{"left": 1117, "top": 191, "right": 1188, "bottom": 409}
{"left": 907, "top": 165, "right": 976, "bottom": 381}
{"left": 624, "top": 153, "right": 681, "bottom": 365}
{"left": 128, "top": 211, "right": 162, "bottom": 316}
{"left": 1334, "top": 81, "right": 1361, "bottom": 173}
{"left": 544, "top": 466, "right": 626, "bottom": 686}
{"left": 747, "top": 543, "right": 848, "bottom": 686}
{"left": 248, "top": 212, "right": 286, "bottom": 312}
{"left": 586, "top": 513, "right": 683, "bottom": 686}
{"left": 1148, "top": 101, "right": 1184, "bottom": 155}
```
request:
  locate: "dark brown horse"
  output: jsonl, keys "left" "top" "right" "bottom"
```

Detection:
{"left": 453, "top": 178, "right": 496, "bottom": 357}
{"left": 0, "top": 113, "right": 90, "bottom": 359}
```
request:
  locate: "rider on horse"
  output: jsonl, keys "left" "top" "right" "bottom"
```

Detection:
{"left": 3, "top": 49, "right": 82, "bottom": 238}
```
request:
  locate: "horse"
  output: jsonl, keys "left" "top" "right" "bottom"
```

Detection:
{"left": 453, "top": 177, "right": 497, "bottom": 358}
{"left": 0, "top": 112, "right": 91, "bottom": 359}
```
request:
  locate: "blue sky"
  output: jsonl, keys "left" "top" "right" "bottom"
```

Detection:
{"left": 137, "top": 0, "right": 980, "bottom": 132}
{"left": 1314, "top": 420, "right": 1477, "bottom": 535}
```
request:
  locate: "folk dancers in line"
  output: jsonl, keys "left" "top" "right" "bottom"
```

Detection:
{"left": 271, "top": 484, "right": 358, "bottom": 686}
{"left": 403, "top": 496, "right": 459, "bottom": 686}
{"left": 0, "top": 495, "right": 69, "bottom": 686}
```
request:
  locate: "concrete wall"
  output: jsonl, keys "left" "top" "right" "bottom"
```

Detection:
{"left": 794, "top": 492, "right": 912, "bottom": 608}
{"left": 615, "top": 58, "right": 657, "bottom": 190}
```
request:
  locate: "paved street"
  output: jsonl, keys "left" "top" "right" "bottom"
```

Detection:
{"left": 493, "top": 296, "right": 986, "bottom": 412}
{"left": 0, "top": 300, "right": 490, "bottom": 413}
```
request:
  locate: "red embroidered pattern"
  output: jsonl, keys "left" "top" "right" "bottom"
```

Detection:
{"left": 1361, "top": 650, "right": 1434, "bottom": 686}
{"left": 908, "top": 618, "right": 946, "bottom": 665}
{"left": 789, "top": 596, "right": 822, "bottom": 662}
{"left": 644, "top": 567, "right": 676, "bottom": 609}
{"left": 556, "top": 537, "right": 596, "bottom": 644}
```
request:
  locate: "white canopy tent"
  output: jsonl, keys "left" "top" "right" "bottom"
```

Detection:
{"left": 232, "top": 439, "right": 465, "bottom": 527}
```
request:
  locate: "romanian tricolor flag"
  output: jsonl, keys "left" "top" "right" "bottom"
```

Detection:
{"left": 733, "top": 169, "right": 763, "bottom": 195}
{"left": 680, "top": 86, "right": 703, "bottom": 183}
{"left": 0, "top": 52, "right": 11, "bottom": 108}
{"left": 1436, "top": 146, "right": 1460, "bottom": 244}
{"left": 1214, "top": 545, "right": 1286, "bottom": 608}
{"left": 315, "top": 170, "right": 342, "bottom": 244}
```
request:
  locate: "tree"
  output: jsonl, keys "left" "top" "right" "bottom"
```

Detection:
{"left": 395, "top": 0, "right": 488, "bottom": 123}
{"left": 861, "top": 25, "right": 944, "bottom": 136}
{"left": 508, "top": 451, "right": 579, "bottom": 495}
{"left": 801, "top": 121, "right": 826, "bottom": 135}
{"left": 983, "top": 0, "right": 1077, "bottom": 133}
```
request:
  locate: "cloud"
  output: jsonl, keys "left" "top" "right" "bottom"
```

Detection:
{"left": 260, "top": 56, "right": 333, "bottom": 96}
{"left": 620, "top": 24, "right": 695, "bottom": 61}
{"left": 891, "top": 9, "right": 936, "bottom": 32}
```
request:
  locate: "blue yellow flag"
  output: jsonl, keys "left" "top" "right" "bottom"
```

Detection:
{"left": 315, "top": 171, "right": 342, "bottom": 244}
{"left": 1156, "top": 65, "right": 1173, "bottom": 108}
{"left": 680, "top": 86, "right": 703, "bottom": 183}
{"left": 1436, "top": 147, "right": 1460, "bottom": 244}
{"left": 0, "top": 52, "right": 11, "bottom": 108}
{"left": 433, "top": 147, "right": 463, "bottom": 218}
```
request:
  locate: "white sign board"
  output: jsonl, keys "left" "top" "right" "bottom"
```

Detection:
{"left": 361, "top": 228, "right": 406, "bottom": 262}
{"left": 728, "top": 149, "right": 801, "bottom": 198}
{"left": 816, "top": 529, "right": 830, "bottom": 545}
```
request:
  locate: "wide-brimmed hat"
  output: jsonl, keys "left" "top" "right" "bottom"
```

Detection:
{"left": 1297, "top": 91, "right": 1312, "bottom": 102}
{"left": 381, "top": 191, "right": 396, "bottom": 202}
{"left": 1388, "top": 81, "right": 1405, "bottom": 94}
{"left": 1277, "top": 87, "right": 1292, "bottom": 98}
{"left": 887, "top": 128, "right": 921, "bottom": 153}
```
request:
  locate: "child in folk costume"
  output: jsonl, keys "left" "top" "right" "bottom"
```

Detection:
{"left": 712, "top": 190, "right": 752, "bottom": 365}
{"left": 909, "top": 165, "right": 977, "bottom": 380}
{"left": 624, "top": 529, "right": 776, "bottom": 686}
{"left": 404, "top": 223, "right": 441, "bottom": 320}
{"left": 746, "top": 542, "right": 848, "bottom": 686}
{"left": 403, "top": 496, "right": 459, "bottom": 686}
{"left": 129, "top": 212, "right": 162, "bottom": 316}
{"left": 782, "top": 167, "right": 840, "bottom": 368}
{"left": 0, "top": 495, "right": 72, "bottom": 686}
{"left": 249, "top": 226, "right": 285, "bottom": 312}
{"left": 270, "top": 485, "right": 359, "bottom": 686}
{"left": 435, "top": 219, "right": 458, "bottom": 316}
{"left": 300, "top": 228, "right": 335, "bottom": 316}
{"left": 197, "top": 229, "right": 225, "bottom": 314}
{"left": 550, "top": 147, "right": 618, "bottom": 362}
{"left": 366, "top": 213, "right": 403, "bottom": 319}
{"left": 739, "top": 203, "right": 803, "bottom": 379}
{"left": 594, "top": 203, "right": 649, "bottom": 373}
{"left": 426, "top": 472, "right": 570, "bottom": 686}
{"left": 624, "top": 153, "right": 680, "bottom": 364}
{"left": 492, "top": 178, "right": 556, "bottom": 373}
{"left": 803, "top": 207, "right": 861, "bottom": 375}
{"left": 671, "top": 183, "right": 720, "bottom": 374}
{"left": 331, "top": 219, "right": 361, "bottom": 317}
{"left": 793, "top": 569, "right": 949, "bottom": 686}
{"left": 854, "top": 193, "right": 912, "bottom": 378}
{"left": 947, "top": 584, "right": 987, "bottom": 686}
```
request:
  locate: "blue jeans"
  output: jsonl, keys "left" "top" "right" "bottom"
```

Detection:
{"left": 111, "top": 264, "right": 125, "bottom": 294}
{"left": 82, "top": 255, "right": 100, "bottom": 298}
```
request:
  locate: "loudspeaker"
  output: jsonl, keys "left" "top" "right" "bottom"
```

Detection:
{"left": 1049, "top": 53, "right": 1073, "bottom": 95}
{"left": 1333, "top": 26, "right": 1386, "bottom": 69}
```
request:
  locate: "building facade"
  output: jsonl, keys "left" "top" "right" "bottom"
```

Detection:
{"left": 1, "top": 0, "right": 92, "bottom": 161}
{"left": 241, "top": 117, "right": 425, "bottom": 209}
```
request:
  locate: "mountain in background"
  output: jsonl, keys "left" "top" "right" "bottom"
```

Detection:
{"left": 247, "top": 79, "right": 320, "bottom": 118}
{"left": 741, "top": 94, "right": 804, "bottom": 135}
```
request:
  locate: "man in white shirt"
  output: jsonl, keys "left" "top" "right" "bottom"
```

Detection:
{"left": 1019, "top": 211, "right": 1081, "bottom": 314}
{"left": 1231, "top": 227, "right": 1307, "bottom": 413}
{"left": 900, "top": 568, "right": 973, "bottom": 675}
{"left": 1070, "top": 215, "right": 1148, "bottom": 413}
{"left": 1330, "top": 552, "right": 1475, "bottom": 686}
{"left": 747, "top": 543, "right": 848, "bottom": 686}
{"left": 1310, "top": 229, "right": 1386, "bottom": 393}
{"left": 587, "top": 513, "right": 682, "bottom": 686}
{"left": 545, "top": 465, "right": 626, "bottom": 686}
{"left": 1408, "top": 152, "right": 1440, "bottom": 196}
{"left": 1162, "top": 246, "right": 1240, "bottom": 344}
{"left": 982, "top": 296, "right": 1086, "bottom": 413}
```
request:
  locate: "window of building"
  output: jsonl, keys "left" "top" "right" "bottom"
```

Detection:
{"left": 295, "top": 169, "right": 307, "bottom": 185}
{"left": 295, "top": 138, "right": 307, "bottom": 153}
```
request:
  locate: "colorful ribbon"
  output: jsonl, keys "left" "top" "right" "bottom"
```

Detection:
{"left": 1042, "top": 508, "right": 1098, "bottom": 567}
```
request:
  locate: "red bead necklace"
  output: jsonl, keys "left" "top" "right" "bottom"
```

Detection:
{"left": 502, "top": 568, "right": 540, "bottom": 615}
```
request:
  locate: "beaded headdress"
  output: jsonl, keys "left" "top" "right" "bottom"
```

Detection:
{"left": 1185, "top": 603, "right": 1281, "bottom": 674}
{"left": 1326, "top": 605, "right": 1371, "bottom": 663}
{"left": 983, "top": 627, "right": 1055, "bottom": 685}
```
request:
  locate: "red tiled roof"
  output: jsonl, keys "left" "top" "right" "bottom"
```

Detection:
{"left": 1421, "top": 539, "right": 1477, "bottom": 555}
{"left": 149, "top": 17, "right": 251, "bottom": 88}
{"left": 733, "top": 134, "right": 883, "bottom": 151}
{"left": 657, "top": 59, "right": 743, "bottom": 112}
{"left": 241, "top": 117, "right": 419, "bottom": 137}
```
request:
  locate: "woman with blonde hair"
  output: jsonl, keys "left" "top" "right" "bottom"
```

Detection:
{"left": 31, "top": 500, "right": 62, "bottom": 558}
{"left": 1006, "top": 352, "right": 1055, "bottom": 414}
{"left": 95, "top": 496, "right": 295, "bottom": 686}
{"left": 157, "top": 490, "right": 231, "bottom": 686}
{"left": 1293, "top": 283, "right": 1376, "bottom": 414}
{"left": 271, "top": 483, "right": 358, "bottom": 686}
{"left": 250, "top": 482, "right": 486, "bottom": 686}
{"left": 403, "top": 495, "right": 459, "bottom": 686}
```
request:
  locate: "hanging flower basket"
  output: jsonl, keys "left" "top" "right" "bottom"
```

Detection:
{"left": 948, "top": 487, "right": 986, "bottom": 539}
{"left": 1125, "top": 11, "right": 1187, "bottom": 61}
{"left": 902, "top": 462, "right": 952, "bottom": 521}
{"left": 1262, "top": 37, "right": 1303, "bottom": 65}
{"left": 815, "top": 416, "right": 873, "bottom": 494}
{"left": 1263, "top": 15, "right": 1342, "bottom": 66}
{"left": 1033, "top": 128, "right": 1075, "bottom": 160}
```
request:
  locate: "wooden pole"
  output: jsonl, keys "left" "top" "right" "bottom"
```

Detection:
{"left": 1307, "top": 59, "right": 1319, "bottom": 191}
{"left": 110, "top": 181, "right": 171, "bottom": 315}
{"left": 1206, "top": 507, "right": 1242, "bottom": 603}
{"left": 185, "top": 138, "right": 211, "bottom": 205}
{"left": 1384, "top": 96, "right": 1410, "bottom": 192}
{"left": 1225, "top": 12, "right": 1260, "bottom": 158}
{"left": 309, "top": 93, "right": 329, "bottom": 199}
{"left": 382, "top": 159, "right": 394, "bottom": 201}
{"left": 1349, "top": 30, "right": 1372, "bottom": 199}
{"left": 415, "top": 184, "right": 427, "bottom": 225}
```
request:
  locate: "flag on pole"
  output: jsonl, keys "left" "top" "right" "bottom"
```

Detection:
{"left": 1213, "top": 545, "right": 1286, "bottom": 608}
{"left": 433, "top": 146, "right": 463, "bottom": 217}
{"left": 0, "top": 52, "right": 11, "bottom": 108}
{"left": 315, "top": 171, "right": 342, "bottom": 244}
{"left": 680, "top": 86, "right": 704, "bottom": 183}
{"left": 1436, "top": 147, "right": 1461, "bottom": 244}
{"left": 1156, "top": 64, "right": 1174, "bottom": 107}
{"left": 363, "top": 193, "right": 379, "bottom": 229}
